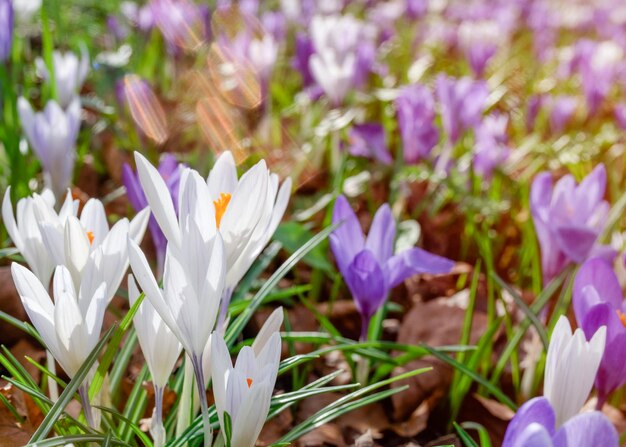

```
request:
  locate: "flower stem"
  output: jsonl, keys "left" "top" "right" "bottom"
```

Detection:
{"left": 176, "top": 357, "right": 194, "bottom": 437}
{"left": 46, "top": 350, "right": 59, "bottom": 401}
{"left": 191, "top": 354, "right": 213, "bottom": 447}
{"left": 78, "top": 384, "right": 95, "bottom": 429}
{"left": 151, "top": 385, "right": 166, "bottom": 447}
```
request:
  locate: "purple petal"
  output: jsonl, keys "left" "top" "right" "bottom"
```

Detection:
{"left": 348, "top": 123, "right": 393, "bottom": 165}
{"left": 554, "top": 225, "right": 598, "bottom": 263}
{"left": 502, "top": 397, "right": 555, "bottom": 447}
{"left": 365, "top": 204, "right": 395, "bottom": 263}
{"left": 330, "top": 195, "right": 365, "bottom": 276}
{"left": 122, "top": 163, "right": 148, "bottom": 212}
{"left": 573, "top": 258, "right": 622, "bottom": 325}
{"left": 385, "top": 247, "right": 454, "bottom": 288}
{"left": 552, "top": 412, "right": 618, "bottom": 447}
{"left": 575, "top": 164, "right": 606, "bottom": 214}
{"left": 345, "top": 250, "right": 388, "bottom": 319}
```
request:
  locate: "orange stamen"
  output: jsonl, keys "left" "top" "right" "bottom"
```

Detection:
{"left": 246, "top": 378, "right": 253, "bottom": 388}
{"left": 617, "top": 310, "right": 626, "bottom": 328}
{"left": 213, "top": 192, "right": 232, "bottom": 229}
{"left": 86, "top": 231, "right": 95, "bottom": 245}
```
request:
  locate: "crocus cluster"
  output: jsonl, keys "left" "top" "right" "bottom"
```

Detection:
{"left": 503, "top": 316, "right": 615, "bottom": 446}
{"left": 530, "top": 164, "right": 615, "bottom": 284}
{"left": 330, "top": 195, "right": 454, "bottom": 340}
{"left": 573, "top": 258, "right": 626, "bottom": 408}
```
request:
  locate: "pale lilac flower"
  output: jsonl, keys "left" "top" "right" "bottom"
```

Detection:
{"left": 473, "top": 114, "right": 510, "bottom": 179}
{"left": 150, "top": 0, "right": 205, "bottom": 51}
{"left": 0, "top": 0, "right": 12, "bottom": 62}
{"left": 573, "top": 258, "right": 626, "bottom": 409}
{"left": 17, "top": 98, "right": 81, "bottom": 200}
{"left": 309, "top": 14, "right": 373, "bottom": 106}
{"left": 436, "top": 74, "right": 488, "bottom": 144}
{"left": 530, "top": 164, "right": 616, "bottom": 284}
{"left": 570, "top": 39, "right": 624, "bottom": 113}
{"left": 502, "top": 397, "right": 618, "bottom": 447}
{"left": 36, "top": 49, "right": 89, "bottom": 109}
{"left": 395, "top": 83, "right": 439, "bottom": 163}
{"left": 330, "top": 195, "right": 454, "bottom": 340}
{"left": 348, "top": 123, "right": 392, "bottom": 165}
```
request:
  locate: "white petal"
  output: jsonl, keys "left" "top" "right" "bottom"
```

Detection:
{"left": 134, "top": 152, "right": 181, "bottom": 247}
{"left": 252, "top": 307, "right": 283, "bottom": 356}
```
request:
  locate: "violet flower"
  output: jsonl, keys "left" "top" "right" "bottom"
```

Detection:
{"left": 548, "top": 95, "right": 577, "bottom": 134}
{"left": 530, "top": 164, "right": 616, "bottom": 284}
{"left": 293, "top": 32, "right": 315, "bottom": 87}
{"left": 573, "top": 258, "right": 626, "bottom": 408}
{"left": 122, "top": 154, "right": 182, "bottom": 277}
{"left": 330, "top": 195, "right": 454, "bottom": 340}
{"left": 150, "top": 0, "right": 205, "bottom": 51}
{"left": 458, "top": 20, "right": 500, "bottom": 77}
{"left": 473, "top": 113, "right": 510, "bottom": 179}
{"left": 347, "top": 123, "right": 392, "bottom": 165}
{"left": 0, "top": 0, "right": 13, "bottom": 62}
{"left": 395, "top": 83, "right": 439, "bottom": 164}
{"left": 502, "top": 397, "right": 618, "bottom": 447}
{"left": 17, "top": 98, "right": 81, "bottom": 200}
{"left": 436, "top": 74, "right": 488, "bottom": 144}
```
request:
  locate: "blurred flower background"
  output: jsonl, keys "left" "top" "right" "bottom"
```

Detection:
{"left": 1, "top": 0, "right": 626, "bottom": 446}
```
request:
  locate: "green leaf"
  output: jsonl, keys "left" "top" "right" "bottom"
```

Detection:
{"left": 274, "top": 222, "right": 335, "bottom": 272}
{"left": 223, "top": 412, "right": 233, "bottom": 447}
{"left": 225, "top": 223, "right": 338, "bottom": 347}
{"left": 454, "top": 422, "right": 480, "bottom": 447}
{"left": 29, "top": 324, "right": 117, "bottom": 443}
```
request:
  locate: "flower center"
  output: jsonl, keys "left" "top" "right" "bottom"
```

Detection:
{"left": 616, "top": 310, "right": 626, "bottom": 327}
{"left": 246, "top": 377, "right": 253, "bottom": 388}
{"left": 213, "top": 192, "right": 231, "bottom": 229}
{"left": 86, "top": 231, "right": 94, "bottom": 245}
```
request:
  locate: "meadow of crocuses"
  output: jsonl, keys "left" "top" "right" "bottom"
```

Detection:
{"left": 1, "top": 0, "right": 626, "bottom": 446}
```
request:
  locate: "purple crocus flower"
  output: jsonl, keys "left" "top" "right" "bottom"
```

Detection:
{"left": 530, "top": 164, "right": 616, "bottom": 284}
{"left": 293, "top": 32, "right": 315, "bottom": 87}
{"left": 395, "top": 83, "right": 439, "bottom": 164}
{"left": 122, "top": 154, "right": 182, "bottom": 276}
{"left": 150, "top": 0, "right": 205, "bottom": 51}
{"left": 548, "top": 95, "right": 577, "bottom": 135}
{"left": 526, "top": 94, "right": 544, "bottom": 133}
{"left": 473, "top": 113, "right": 510, "bottom": 179}
{"left": 0, "top": 0, "right": 13, "bottom": 62}
{"left": 330, "top": 195, "right": 454, "bottom": 340}
{"left": 436, "top": 74, "right": 488, "bottom": 144}
{"left": 573, "top": 258, "right": 626, "bottom": 409}
{"left": 458, "top": 20, "right": 500, "bottom": 77}
{"left": 348, "top": 123, "right": 392, "bottom": 165}
{"left": 570, "top": 39, "right": 624, "bottom": 114}
{"left": 405, "top": 0, "right": 427, "bottom": 19}
{"left": 502, "top": 397, "right": 618, "bottom": 447}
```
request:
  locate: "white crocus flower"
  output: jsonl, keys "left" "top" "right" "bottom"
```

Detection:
{"left": 17, "top": 98, "right": 81, "bottom": 201}
{"left": 2, "top": 187, "right": 75, "bottom": 286}
{"left": 31, "top": 194, "right": 149, "bottom": 303}
{"left": 11, "top": 263, "right": 106, "bottom": 427}
{"left": 36, "top": 48, "right": 89, "bottom": 109}
{"left": 544, "top": 316, "right": 606, "bottom": 427}
{"left": 128, "top": 274, "right": 181, "bottom": 447}
{"left": 211, "top": 330, "right": 281, "bottom": 447}
{"left": 134, "top": 151, "right": 290, "bottom": 322}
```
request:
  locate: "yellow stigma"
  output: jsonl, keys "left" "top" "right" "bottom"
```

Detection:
{"left": 213, "top": 192, "right": 231, "bottom": 229}
{"left": 616, "top": 310, "right": 626, "bottom": 327}
{"left": 86, "top": 231, "right": 95, "bottom": 245}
